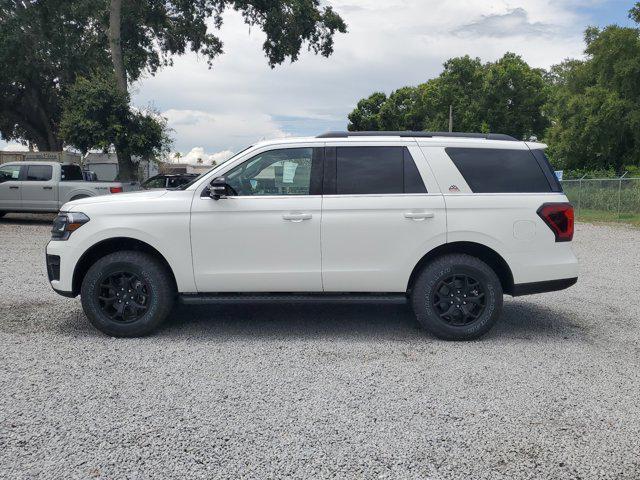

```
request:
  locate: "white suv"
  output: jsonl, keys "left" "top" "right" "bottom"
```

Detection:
{"left": 46, "top": 132, "right": 578, "bottom": 340}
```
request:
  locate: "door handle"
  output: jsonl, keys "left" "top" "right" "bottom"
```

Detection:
{"left": 282, "top": 213, "right": 312, "bottom": 222}
{"left": 404, "top": 212, "right": 434, "bottom": 221}
{"left": 43, "top": 186, "right": 53, "bottom": 190}
{"left": 9, "top": 186, "right": 19, "bottom": 190}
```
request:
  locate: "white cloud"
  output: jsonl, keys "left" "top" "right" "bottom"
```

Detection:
{"left": 129, "top": 1, "right": 600, "bottom": 153}
{"left": 173, "top": 146, "right": 235, "bottom": 165}
{"left": 2, "top": 142, "right": 29, "bottom": 152}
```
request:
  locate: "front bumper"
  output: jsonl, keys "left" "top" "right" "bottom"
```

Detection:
{"left": 46, "top": 240, "right": 78, "bottom": 296}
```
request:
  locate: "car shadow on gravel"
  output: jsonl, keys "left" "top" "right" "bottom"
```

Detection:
{"left": 148, "top": 299, "right": 583, "bottom": 342}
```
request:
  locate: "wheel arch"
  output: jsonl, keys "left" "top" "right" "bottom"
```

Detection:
{"left": 407, "top": 242, "right": 514, "bottom": 295}
{"left": 72, "top": 237, "right": 178, "bottom": 296}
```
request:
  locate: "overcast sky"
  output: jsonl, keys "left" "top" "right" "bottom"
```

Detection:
{"left": 2, "top": 0, "right": 636, "bottom": 163}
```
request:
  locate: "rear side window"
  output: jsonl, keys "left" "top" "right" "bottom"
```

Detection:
{"left": 61, "top": 165, "right": 83, "bottom": 181}
{"left": 26, "top": 165, "right": 53, "bottom": 181}
{"left": 445, "top": 148, "right": 552, "bottom": 193}
{"left": 335, "top": 147, "right": 427, "bottom": 195}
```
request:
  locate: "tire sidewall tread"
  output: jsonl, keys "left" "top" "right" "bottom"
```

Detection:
{"left": 80, "top": 251, "right": 174, "bottom": 337}
{"left": 411, "top": 254, "right": 503, "bottom": 341}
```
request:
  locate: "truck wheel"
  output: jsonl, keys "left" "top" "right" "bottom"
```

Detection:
{"left": 411, "top": 254, "right": 503, "bottom": 341}
{"left": 80, "top": 251, "right": 175, "bottom": 337}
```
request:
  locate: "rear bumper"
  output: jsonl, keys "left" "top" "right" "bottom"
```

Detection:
{"left": 511, "top": 277, "right": 578, "bottom": 297}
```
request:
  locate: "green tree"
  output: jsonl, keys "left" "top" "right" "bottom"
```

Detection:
{"left": 347, "top": 53, "right": 549, "bottom": 140}
{"left": 60, "top": 75, "right": 171, "bottom": 165}
{"left": 1, "top": 0, "right": 347, "bottom": 179}
{"left": 0, "top": 0, "right": 107, "bottom": 150}
{"left": 545, "top": 19, "right": 640, "bottom": 171}
{"left": 347, "top": 92, "right": 387, "bottom": 131}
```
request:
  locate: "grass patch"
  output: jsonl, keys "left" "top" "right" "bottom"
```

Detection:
{"left": 576, "top": 208, "right": 640, "bottom": 227}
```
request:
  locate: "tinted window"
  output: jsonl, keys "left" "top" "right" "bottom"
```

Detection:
{"left": 0, "top": 165, "right": 21, "bottom": 183}
{"left": 61, "top": 165, "right": 83, "bottom": 181}
{"left": 226, "top": 148, "right": 314, "bottom": 196}
{"left": 404, "top": 148, "right": 427, "bottom": 194}
{"left": 445, "top": 148, "right": 552, "bottom": 193}
{"left": 168, "top": 176, "right": 193, "bottom": 188}
{"left": 142, "top": 176, "right": 167, "bottom": 189}
{"left": 337, "top": 147, "right": 403, "bottom": 194}
{"left": 26, "top": 165, "right": 52, "bottom": 181}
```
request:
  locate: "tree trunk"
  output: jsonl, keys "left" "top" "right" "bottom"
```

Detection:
{"left": 116, "top": 148, "right": 137, "bottom": 182}
{"left": 108, "top": 0, "right": 138, "bottom": 180}
{"left": 108, "top": 0, "right": 127, "bottom": 94}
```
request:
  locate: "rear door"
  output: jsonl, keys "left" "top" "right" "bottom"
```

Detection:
{"left": 0, "top": 164, "right": 23, "bottom": 211}
{"left": 21, "top": 164, "right": 58, "bottom": 211}
{"left": 321, "top": 144, "right": 447, "bottom": 292}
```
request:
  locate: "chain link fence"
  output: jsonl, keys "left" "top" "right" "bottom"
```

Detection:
{"left": 561, "top": 176, "right": 640, "bottom": 224}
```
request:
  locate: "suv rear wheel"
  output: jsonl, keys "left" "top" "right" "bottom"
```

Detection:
{"left": 411, "top": 254, "right": 503, "bottom": 340}
{"left": 80, "top": 251, "right": 175, "bottom": 337}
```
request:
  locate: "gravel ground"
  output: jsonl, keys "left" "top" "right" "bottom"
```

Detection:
{"left": 0, "top": 213, "right": 639, "bottom": 479}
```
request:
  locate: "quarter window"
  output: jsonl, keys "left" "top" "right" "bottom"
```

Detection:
{"left": 26, "top": 165, "right": 53, "bottom": 181}
{"left": 225, "top": 148, "right": 314, "bottom": 196}
{"left": 445, "top": 148, "right": 552, "bottom": 193}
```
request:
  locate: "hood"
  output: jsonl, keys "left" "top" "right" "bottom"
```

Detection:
{"left": 63, "top": 190, "right": 168, "bottom": 211}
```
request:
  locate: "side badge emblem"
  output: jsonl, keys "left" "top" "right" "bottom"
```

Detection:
{"left": 449, "top": 185, "right": 460, "bottom": 193}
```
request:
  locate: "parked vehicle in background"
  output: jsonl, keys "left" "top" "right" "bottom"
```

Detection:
{"left": 0, "top": 161, "right": 123, "bottom": 215}
{"left": 141, "top": 173, "right": 199, "bottom": 190}
{"left": 46, "top": 132, "right": 578, "bottom": 340}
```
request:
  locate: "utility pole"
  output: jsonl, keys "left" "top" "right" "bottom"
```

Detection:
{"left": 449, "top": 105, "right": 453, "bottom": 132}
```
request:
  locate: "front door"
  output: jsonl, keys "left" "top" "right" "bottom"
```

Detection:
{"left": 190, "top": 147, "right": 324, "bottom": 292}
{"left": 0, "top": 164, "right": 23, "bottom": 211}
{"left": 21, "top": 164, "right": 57, "bottom": 211}
{"left": 321, "top": 145, "right": 447, "bottom": 292}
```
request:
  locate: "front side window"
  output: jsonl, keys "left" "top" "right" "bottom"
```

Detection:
{"left": 26, "top": 165, "right": 52, "bottom": 181}
{"left": 0, "top": 165, "right": 21, "bottom": 183}
{"left": 225, "top": 148, "right": 314, "bottom": 196}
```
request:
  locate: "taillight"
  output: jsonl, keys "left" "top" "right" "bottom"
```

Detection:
{"left": 110, "top": 186, "right": 123, "bottom": 194}
{"left": 537, "top": 203, "right": 574, "bottom": 242}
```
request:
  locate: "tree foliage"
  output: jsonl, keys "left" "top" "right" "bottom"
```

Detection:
{"left": 0, "top": 0, "right": 346, "bottom": 176}
{"left": 0, "top": 0, "right": 107, "bottom": 150}
{"left": 60, "top": 75, "right": 171, "bottom": 162}
{"left": 545, "top": 16, "right": 640, "bottom": 171}
{"left": 348, "top": 53, "right": 549, "bottom": 140}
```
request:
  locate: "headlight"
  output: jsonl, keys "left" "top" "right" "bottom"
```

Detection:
{"left": 51, "top": 212, "right": 90, "bottom": 240}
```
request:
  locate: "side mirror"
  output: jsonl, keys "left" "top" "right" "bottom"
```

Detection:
{"left": 209, "top": 177, "right": 231, "bottom": 200}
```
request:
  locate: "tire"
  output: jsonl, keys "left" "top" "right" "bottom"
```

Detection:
{"left": 0, "top": 212, "right": 6, "bottom": 218}
{"left": 80, "top": 251, "right": 175, "bottom": 337}
{"left": 411, "top": 254, "right": 503, "bottom": 341}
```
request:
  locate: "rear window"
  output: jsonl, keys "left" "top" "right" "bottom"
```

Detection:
{"left": 61, "top": 165, "right": 84, "bottom": 181}
{"left": 445, "top": 148, "right": 552, "bottom": 193}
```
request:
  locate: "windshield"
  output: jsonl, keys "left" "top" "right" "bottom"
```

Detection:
{"left": 174, "top": 145, "right": 253, "bottom": 190}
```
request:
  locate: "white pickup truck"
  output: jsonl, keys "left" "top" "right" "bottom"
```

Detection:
{"left": 0, "top": 161, "right": 124, "bottom": 215}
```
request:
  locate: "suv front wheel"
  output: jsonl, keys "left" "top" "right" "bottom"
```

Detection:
{"left": 411, "top": 254, "right": 503, "bottom": 340}
{"left": 80, "top": 251, "right": 175, "bottom": 337}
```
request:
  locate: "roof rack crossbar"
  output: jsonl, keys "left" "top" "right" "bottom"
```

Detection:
{"left": 316, "top": 131, "right": 518, "bottom": 141}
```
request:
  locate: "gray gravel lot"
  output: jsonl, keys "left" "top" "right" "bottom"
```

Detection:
{"left": 1, "top": 213, "right": 639, "bottom": 479}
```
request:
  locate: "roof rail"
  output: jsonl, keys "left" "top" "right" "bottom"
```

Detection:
{"left": 316, "top": 131, "right": 519, "bottom": 141}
